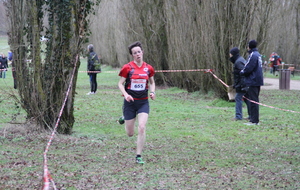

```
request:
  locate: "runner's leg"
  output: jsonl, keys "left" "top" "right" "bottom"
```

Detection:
{"left": 136, "top": 113, "right": 148, "bottom": 155}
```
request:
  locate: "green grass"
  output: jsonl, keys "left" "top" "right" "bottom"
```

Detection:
{"left": 0, "top": 35, "right": 300, "bottom": 189}
{"left": 263, "top": 69, "right": 300, "bottom": 79}
{"left": 0, "top": 35, "right": 10, "bottom": 54}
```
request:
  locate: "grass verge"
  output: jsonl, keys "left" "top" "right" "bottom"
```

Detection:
{"left": 0, "top": 61, "right": 300, "bottom": 189}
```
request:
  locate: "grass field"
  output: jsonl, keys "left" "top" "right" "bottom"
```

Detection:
{"left": 0, "top": 36, "right": 300, "bottom": 189}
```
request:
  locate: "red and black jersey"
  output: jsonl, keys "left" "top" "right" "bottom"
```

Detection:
{"left": 119, "top": 61, "right": 155, "bottom": 100}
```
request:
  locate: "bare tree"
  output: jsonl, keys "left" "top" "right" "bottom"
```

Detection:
{"left": 90, "top": 0, "right": 300, "bottom": 98}
{"left": 295, "top": 0, "right": 300, "bottom": 65}
{"left": 5, "top": 0, "right": 97, "bottom": 134}
{"left": 157, "top": 0, "right": 272, "bottom": 97}
{"left": 262, "top": 0, "right": 300, "bottom": 66}
{"left": 0, "top": 4, "right": 7, "bottom": 34}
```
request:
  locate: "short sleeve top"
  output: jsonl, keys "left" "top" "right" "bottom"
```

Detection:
{"left": 119, "top": 61, "right": 155, "bottom": 100}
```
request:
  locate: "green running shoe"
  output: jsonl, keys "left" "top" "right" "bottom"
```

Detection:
{"left": 136, "top": 157, "right": 144, "bottom": 164}
{"left": 118, "top": 116, "right": 124, "bottom": 124}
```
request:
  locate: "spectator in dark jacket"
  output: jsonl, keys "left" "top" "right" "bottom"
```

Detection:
{"left": 0, "top": 53, "right": 8, "bottom": 79}
{"left": 86, "top": 44, "right": 100, "bottom": 95}
{"left": 229, "top": 47, "right": 249, "bottom": 120}
{"left": 240, "top": 40, "right": 264, "bottom": 125}
{"left": 0, "top": 55, "right": 2, "bottom": 78}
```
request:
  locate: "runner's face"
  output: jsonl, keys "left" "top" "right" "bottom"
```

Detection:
{"left": 131, "top": 47, "right": 143, "bottom": 63}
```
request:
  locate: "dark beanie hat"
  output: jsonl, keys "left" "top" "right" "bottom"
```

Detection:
{"left": 248, "top": 40, "right": 257, "bottom": 49}
{"left": 230, "top": 47, "right": 239, "bottom": 56}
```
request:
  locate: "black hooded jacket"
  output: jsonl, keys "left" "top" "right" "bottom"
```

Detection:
{"left": 230, "top": 54, "right": 246, "bottom": 92}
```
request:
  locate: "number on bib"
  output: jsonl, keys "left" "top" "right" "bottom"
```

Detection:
{"left": 131, "top": 79, "right": 146, "bottom": 91}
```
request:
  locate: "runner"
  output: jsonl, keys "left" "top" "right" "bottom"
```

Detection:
{"left": 118, "top": 41, "right": 156, "bottom": 164}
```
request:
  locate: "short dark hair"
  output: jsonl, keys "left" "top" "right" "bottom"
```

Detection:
{"left": 128, "top": 41, "right": 143, "bottom": 55}
{"left": 248, "top": 40, "right": 257, "bottom": 49}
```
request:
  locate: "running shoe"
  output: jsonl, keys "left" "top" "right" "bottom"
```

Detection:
{"left": 136, "top": 157, "right": 144, "bottom": 164}
{"left": 244, "top": 122, "right": 259, "bottom": 125}
{"left": 86, "top": 92, "right": 95, "bottom": 95}
{"left": 118, "top": 116, "right": 125, "bottom": 124}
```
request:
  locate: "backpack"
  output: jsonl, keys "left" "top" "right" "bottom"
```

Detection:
{"left": 91, "top": 54, "right": 101, "bottom": 71}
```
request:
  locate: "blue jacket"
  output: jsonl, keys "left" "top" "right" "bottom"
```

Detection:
{"left": 240, "top": 48, "right": 264, "bottom": 87}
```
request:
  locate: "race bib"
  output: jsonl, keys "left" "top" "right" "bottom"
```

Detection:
{"left": 131, "top": 79, "right": 146, "bottom": 91}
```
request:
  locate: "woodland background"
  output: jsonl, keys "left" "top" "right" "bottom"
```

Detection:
{"left": 0, "top": 0, "right": 299, "bottom": 93}
{"left": 88, "top": 0, "right": 300, "bottom": 94}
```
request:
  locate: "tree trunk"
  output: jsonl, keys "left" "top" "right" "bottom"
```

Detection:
{"left": 91, "top": 0, "right": 277, "bottom": 99}
{"left": 5, "top": 0, "right": 94, "bottom": 134}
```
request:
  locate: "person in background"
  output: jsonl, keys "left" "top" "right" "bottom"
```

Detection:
{"left": 229, "top": 47, "right": 249, "bottom": 121}
{"left": 8, "top": 51, "right": 13, "bottom": 63}
{"left": 263, "top": 61, "right": 268, "bottom": 73}
{"left": 9, "top": 51, "right": 17, "bottom": 89}
{"left": 0, "top": 55, "right": 2, "bottom": 78}
{"left": 87, "top": 44, "right": 100, "bottom": 95}
{"left": 118, "top": 41, "right": 156, "bottom": 164}
{"left": 240, "top": 40, "right": 264, "bottom": 125}
{"left": 0, "top": 53, "right": 8, "bottom": 79}
{"left": 269, "top": 52, "right": 282, "bottom": 76}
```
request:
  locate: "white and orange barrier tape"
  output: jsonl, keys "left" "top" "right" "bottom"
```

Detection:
{"left": 156, "top": 69, "right": 209, "bottom": 73}
{"left": 243, "top": 96, "right": 300, "bottom": 114}
{"left": 42, "top": 55, "right": 79, "bottom": 190}
{"left": 80, "top": 69, "right": 211, "bottom": 74}
{"left": 81, "top": 68, "right": 299, "bottom": 113}
{"left": 205, "top": 69, "right": 229, "bottom": 88}
{"left": 206, "top": 69, "right": 300, "bottom": 114}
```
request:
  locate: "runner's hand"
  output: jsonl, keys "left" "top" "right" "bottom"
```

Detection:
{"left": 125, "top": 94, "right": 134, "bottom": 102}
{"left": 150, "top": 92, "right": 155, "bottom": 100}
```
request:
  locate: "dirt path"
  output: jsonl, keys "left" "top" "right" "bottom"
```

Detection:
{"left": 262, "top": 78, "right": 300, "bottom": 90}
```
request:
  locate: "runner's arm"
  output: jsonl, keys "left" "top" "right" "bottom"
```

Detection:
{"left": 118, "top": 76, "right": 134, "bottom": 102}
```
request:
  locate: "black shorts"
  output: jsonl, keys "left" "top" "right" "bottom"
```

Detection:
{"left": 123, "top": 99, "right": 149, "bottom": 120}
